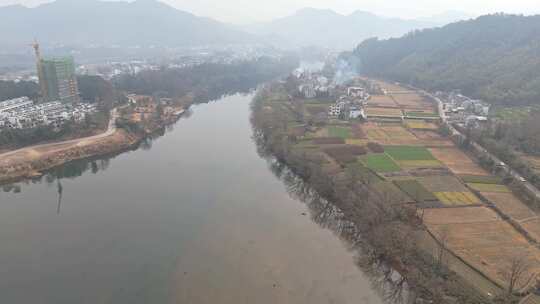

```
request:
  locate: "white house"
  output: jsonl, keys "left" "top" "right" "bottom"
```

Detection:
{"left": 349, "top": 106, "right": 366, "bottom": 119}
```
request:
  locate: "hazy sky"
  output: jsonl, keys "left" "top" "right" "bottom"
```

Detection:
{"left": 1, "top": 0, "right": 539, "bottom": 23}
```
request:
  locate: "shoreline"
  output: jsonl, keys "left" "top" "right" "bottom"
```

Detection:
{"left": 0, "top": 109, "right": 186, "bottom": 186}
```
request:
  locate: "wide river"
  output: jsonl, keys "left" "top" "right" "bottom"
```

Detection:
{"left": 0, "top": 94, "right": 384, "bottom": 304}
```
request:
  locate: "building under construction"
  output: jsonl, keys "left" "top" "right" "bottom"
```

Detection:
{"left": 32, "top": 41, "right": 80, "bottom": 103}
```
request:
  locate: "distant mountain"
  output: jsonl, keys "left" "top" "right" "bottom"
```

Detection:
{"left": 0, "top": 0, "right": 255, "bottom": 48}
{"left": 244, "top": 8, "right": 467, "bottom": 49}
{"left": 350, "top": 14, "right": 540, "bottom": 105}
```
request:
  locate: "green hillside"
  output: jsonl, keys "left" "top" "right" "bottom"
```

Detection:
{"left": 351, "top": 14, "right": 540, "bottom": 105}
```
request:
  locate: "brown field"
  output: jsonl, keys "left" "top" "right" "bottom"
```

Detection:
{"left": 365, "top": 106, "right": 403, "bottom": 117}
{"left": 422, "top": 206, "right": 499, "bottom": 224}
{"left": 411, "top": 130, "right": 454, "bottom": 148}
{"left": 522, "top": 218, "right": 540, "bottom": 242}
{"left": 429, "top": 148, "right": 489, "bottom": 176}
{"left": 362, "top": 123, "right": 422, "bottom": 146}
{"left": 418, "top": 175, "right": 469, "bottom": 192}
{"left": 411, "top": 130, "right": 444, "bottom": 140}
{"left": 392, "top": 93, "right": 433, "bottom": 109}
{"left": 423, "top": 206, "right": 540, "bottom": 289}
{"left": 369, "top": 95, "right": 399, "bottom": 107}
{"left": 351, "top": 124, "right": 366, "bottom": 139}
{"left": 405, "top": 120, "right": 438, "bottom": 130}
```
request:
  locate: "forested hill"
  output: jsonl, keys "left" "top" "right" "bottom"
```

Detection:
{"left": 351, "top": 14, "right": 540, "bottom": 105}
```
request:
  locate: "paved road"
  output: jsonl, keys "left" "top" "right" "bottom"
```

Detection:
{"left": 0, "top": 108, "right": 118, "bottom": 159}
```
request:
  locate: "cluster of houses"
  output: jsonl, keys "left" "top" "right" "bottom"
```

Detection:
{"left": 328, "top": 87, "right": 369, "bottom": 120}
{"left": 291, "top": 69, "right": 371, "bottom": 121}
{"left": 0, "top": 96, "right": 97, "bottom": 130}
{"left": 293, "top": 68, "right": 332, "bottom": 99}
{"left": 436, "top": 91, "right": 491, "bottom": 126}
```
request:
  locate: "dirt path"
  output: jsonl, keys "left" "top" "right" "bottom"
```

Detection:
{"left": 0, "top": 109, "right": 118, "bottom": 161}
{"left": 0, "top": 109, "right": 133, "bottom": 183}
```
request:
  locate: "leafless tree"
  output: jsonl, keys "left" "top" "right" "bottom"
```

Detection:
{"left": 436, "top": 227, "right": 450, "bottom": 273}
{"left": 503, "top": 254, "right": 531, "bottom": 295}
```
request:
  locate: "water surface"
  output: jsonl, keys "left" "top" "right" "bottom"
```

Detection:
{"left": 0, "top": 94, "right": 384, "bottom": 304}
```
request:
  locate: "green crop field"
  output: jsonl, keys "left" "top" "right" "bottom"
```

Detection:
{"left": 345, "top": 163, "right": 382, "bottom": 183}
{"left": 467, "top": 183, "right": 511, "bottom": 193}
{"left": 360, "top": 153, "right": 401, "bottom": 173}
{"left": 384, "top": 146, "right": 436, "bottom": 161}
{"left": 328, "top": 126, "right": 352, "bottom": 139}
{"left": 394, "top": 179, "right": 438, "bottom": 202}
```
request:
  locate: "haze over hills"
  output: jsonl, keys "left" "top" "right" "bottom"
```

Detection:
{"left": 244, "top": 8, "right": 473, "bottom": 49}
{"left": 0, "top": 0, "right": 255, "bottom": 49}
{"left": 350, "top": 14, "right": 540, "bottom": 105}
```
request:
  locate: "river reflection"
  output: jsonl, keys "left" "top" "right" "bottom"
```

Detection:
{"left": 265, "top": 159, "right": 412, "bottom": 304}
{"left": 0, "top": 93, "right": 390, "bottom": 304}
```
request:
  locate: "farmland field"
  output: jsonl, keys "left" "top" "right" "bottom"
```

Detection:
{"left": 397, "top": 160, "right": 442, "bottom": 169}
{"left": 368, "top": 95, "right": 398, "bottom": 107}
{"left": 467, "top": 183, "right": 510, "bottom": 193}
{"left": 459, "top": 175, "right": 503, "bottom": 184}
{"left": 372, "top": 181, "right": 415, "bottom": 204}
{"left": 385, "top": 146, "right": 436, "bottom": 161}
{"left": 394, "top": 179, "right": 437, "bottom": 202}
{"left": 360, "top": 153, "right": 401, "bottom": 173}
{"left": 345, "top": 139, "right": 368, "bottom": 146}
{"left": 482, "top": 192, "right": 536, "bottom": 221}
{"left": 363, "top": 124, "right": 421, "bottom": 145}
{"left": 434, "top": 192, "right": 480, "bottom": 206}
{"left": 418, "top": 175, "right": 469, "bottom": 192}
{"left": 305, "top": 104, "right": 328, "bottom": 115}
{"left": 423, "top": 206, "right": 540, "bottom": 289}
{"left": 405, "top": 111, "right": 439, "bottom": 118}
{"left": 429, "top": 148, "right": 489, "bottom": 176}
{"left": 522, "top": 218, "right": 540, "bottom": 242}
{"left": 391, "top": 93, "right": 434, "bottom": 109}
{"left": 365, "top": 107, "right": 403, "bottom": 117}
{"left": 411, "top": 130, "right": 454, "bottom": 147}
{"left": 327, "top": 126, "right": 352, "bottom": 139}
{"left": 405, "top": 120, "right": 438, "bottom": 130}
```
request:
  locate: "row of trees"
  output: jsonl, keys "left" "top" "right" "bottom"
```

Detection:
{"left": 114, "top": 56, "right": 299, "bottom": 104}
{"left": 351, "top": 14, "right": 540, "bottom": 106}
{"left": 463, "top": 114, "right": 540, "bottom": 193}
{"left": 0, "top": 80, "right": 39, "bottom": 101}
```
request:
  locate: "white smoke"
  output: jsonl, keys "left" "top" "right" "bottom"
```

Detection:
{"left": 333, "top": 58, "right": 359, "bottom": 85}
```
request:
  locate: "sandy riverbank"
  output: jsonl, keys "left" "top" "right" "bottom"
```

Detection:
{"left": 0, "top": 128, "right": 140, "bottom": 185}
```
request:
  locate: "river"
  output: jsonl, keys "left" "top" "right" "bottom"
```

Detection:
{"left": 0, "top": 93, "right": 385, "bottom": 304}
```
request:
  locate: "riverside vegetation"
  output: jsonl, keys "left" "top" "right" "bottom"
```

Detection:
{"left": 251, "top": 78, "right": 540, "bottom": 303}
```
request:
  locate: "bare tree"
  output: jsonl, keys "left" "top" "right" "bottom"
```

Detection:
{"left": 436, "top": 227, "right": 450, "bottom": 273}
{"left": 503, "top": 255, "right": 531, "bottom": 295}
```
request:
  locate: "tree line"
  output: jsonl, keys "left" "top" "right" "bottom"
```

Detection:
{"left": 113, "top": 56, "right": 299, "bottom": 103}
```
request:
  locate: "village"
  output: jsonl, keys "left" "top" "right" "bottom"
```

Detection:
{"left": 0, "top": 96, "right": 97, "bottom": 129}
{"left": 257, "top": 69, "right": 540, "bottom": 302}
